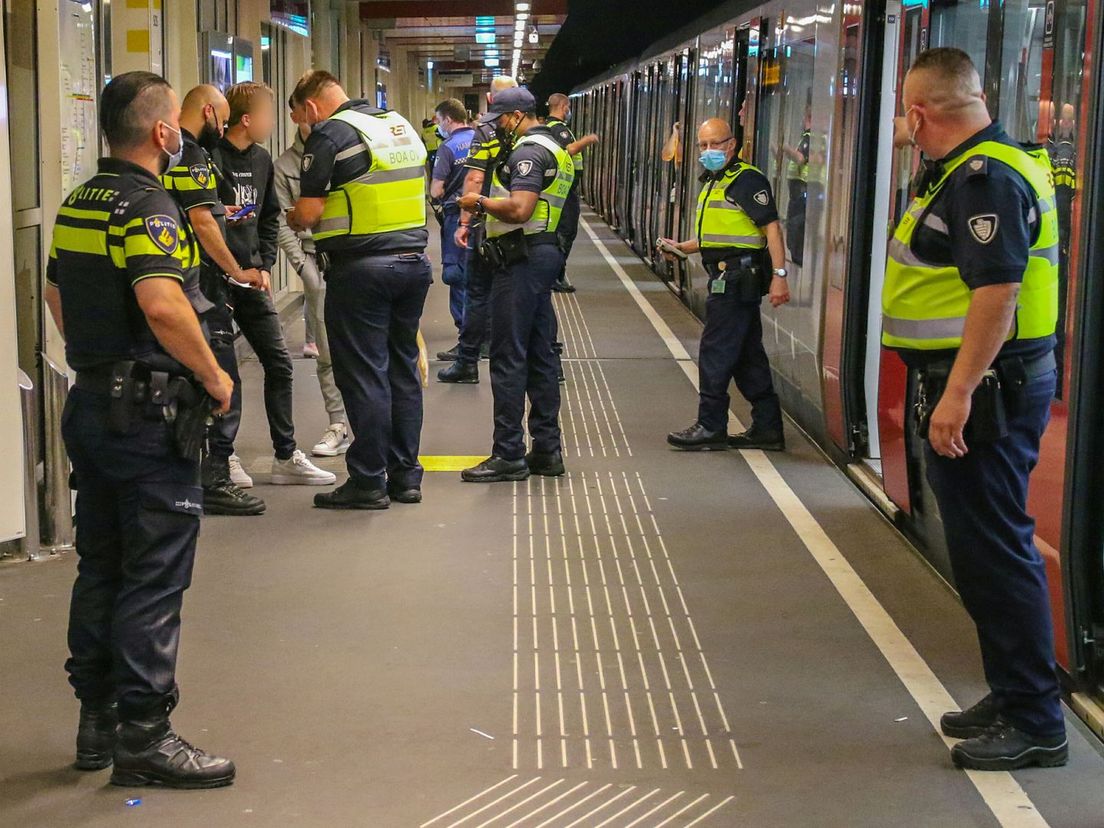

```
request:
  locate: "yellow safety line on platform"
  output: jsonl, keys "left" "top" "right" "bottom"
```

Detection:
{"left": 419, "top": 456, "right": 486, "bottom": 472}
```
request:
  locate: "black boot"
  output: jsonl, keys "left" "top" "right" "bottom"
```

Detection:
{"left": 387, "top": 483, "right": 422, "bottom": 504}
{"left": 551, "top": 276, "right": 576, "bottom": 293}
{"left": 941, "top": 693, "right": 999, "bottom": 739}
{"left": 75, "top": 700, "right": 118, "bottom": 770}
{"left": 461, "top": 456, "right": 530, "bottom": 483}
{"left": 526, "top": 450, "right": 565, "bottom": 477}
{"left": 950, "top": 719, "right": 1068, "bottom": 771}
{"left": 314, "top": 479, "right": 390, "bottom": 510}
{"left": 667, "top": 423, "right": 727, "bottom": 451}
{"left": 437, "top": 361, "right": 479, "bottom": 384}
{"left": 202, "top": 455, "right": 265, "bottom": 516}
{"left": 436, "top": 344, "right": 461, "bottom": 361}
{"left": 111, "top": 717, "right": 235, "bottom": 789}
{"left": 728, "top": 427, "right": 785, "bottom": 451}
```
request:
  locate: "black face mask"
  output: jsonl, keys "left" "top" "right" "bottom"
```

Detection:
{"left": 197, "top": 115, "right": 221, "bottom": 153}
{"left": 495, "top": 115, "right": 519, "bottom": 147}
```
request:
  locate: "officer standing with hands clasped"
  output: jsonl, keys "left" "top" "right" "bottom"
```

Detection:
{"left": 884, "top": 48, "right": 1066, "bottom": 771}
{"left": 43, "top": 71, "right": 236, "bottom": 787}
{"left": 660, "top": 117, "right": 791, "bottom": 452}
{"left": 286, "top": 70, "right": 431, "bottom": 510}
{"left": 457, "top": 87, "right": 575, "bottom": 482}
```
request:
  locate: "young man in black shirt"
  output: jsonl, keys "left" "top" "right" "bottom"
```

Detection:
{"left": 214, "top": 82, "right": 334, "bottom": 486}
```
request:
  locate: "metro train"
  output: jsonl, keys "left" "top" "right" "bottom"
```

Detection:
{"left": 569, "top": 0, "right": 1104, "bottom": 720}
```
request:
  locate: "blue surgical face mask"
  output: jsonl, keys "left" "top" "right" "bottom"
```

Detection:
{"left": 436, "top": 123, "right": 449, "bottom": 139}
{"left": 699, "top": 148, "right": 728, "bottom": 171}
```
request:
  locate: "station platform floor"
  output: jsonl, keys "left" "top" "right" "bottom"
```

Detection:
{"left": 2, "top": 210, "right": 1104, "bottom": 827}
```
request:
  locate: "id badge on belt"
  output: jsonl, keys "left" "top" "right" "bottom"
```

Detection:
{"left": 711, "top": 261, "right": 727, "bottom": 294}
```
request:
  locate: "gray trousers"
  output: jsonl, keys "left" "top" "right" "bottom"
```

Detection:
{"left": 301, "top": 252, "right": 346, "bottom": 425}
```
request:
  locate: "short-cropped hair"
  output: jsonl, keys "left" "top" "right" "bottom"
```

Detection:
{"left": 435, "top": 98, "right": 468, "bottom": 123}
{"left": 908, "top": 48, "right": 981, "bottom": 102}
{"left": 99, "top": 71, "right": 173, "bottom": 150}
{"left": 291, "top": 70, "right": 341, "bottom": 107}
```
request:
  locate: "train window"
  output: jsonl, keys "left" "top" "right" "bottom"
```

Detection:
{"left": 928, "top": 0, "right": 989, "bottom": 71}
{"left": 997, "top": 0, "right": 1048, "bottom": 142}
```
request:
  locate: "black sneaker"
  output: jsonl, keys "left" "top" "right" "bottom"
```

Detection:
{"left": 436, "top": 344, "right": 461, "bottom": 361}
{"left": 111, "top": 717, "right": 235, "bottom": 789}
{"left": 526, "top": 450, "right": 565, "bottom": 477}
{"left": 667, "top": 423, "right": 728, "bottom": 451}
{"left": 950, "top": 719, "right": 1068, "bottom": 771}
{"left": 75, "top": 700, "right": 118, "bottom": 770}
{"left": 388, "top": 485, "right": 422, "bottom": 504}
{"left": 437, "top": 361, "right": 479, "bottom": 384}
{"left": 461, "top": 456, "right": 530, "bottom": 483}
{"left": 313, "top": 480, "right": 390, "bottom": 510}
{"left": 941, "top": 694, "right": 999, "bottom": 739}
{"left": 728, "top": 428, "right": 786, "bottom": 451}
{"left": 552, "top": 277, "right": 577, "bottom": 293}
{"left": 203, "top": 481, "right": 266, "bottom": 516}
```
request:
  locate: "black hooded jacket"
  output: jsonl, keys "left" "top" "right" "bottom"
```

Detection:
{"left": 212, "top": 137, "right": 280, "bottom": 271}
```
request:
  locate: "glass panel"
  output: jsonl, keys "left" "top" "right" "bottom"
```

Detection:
{"left": 13, "top": 226, "right": 42, "bottom": 379}
{"left": 998, "top": 0, "right": 1048, "bottom": 142}
{"left": 4, "top": 0, "right": 40, "bottom": 210}
{"left": 929, "top": 0, "right": 990, "bottom": 71}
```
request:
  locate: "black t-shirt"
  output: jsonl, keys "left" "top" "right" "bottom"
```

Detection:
{"left": 901, "top": 122, "right": 1054, "bottom": 366}
{"left": 699, "top": 162, "right": 778, "bottom": 265}
{"left": 47, "top": 158, "right": 200, "bottom": 371}
{"left": 300, "top": 100, "right": 429, "bottom": 255}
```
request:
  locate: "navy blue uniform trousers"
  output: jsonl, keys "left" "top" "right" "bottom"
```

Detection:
{"left": 457, "top": 241, "right": 493, "bottom": 366}
{"left": 556, "top": 186, "right": 581, "bottom": 280}
{"left": 925, "top": 368, "right": 1064, "bottom": 737}
{"left": 325, "top": 252, "right": 432, "bottom": 490}
{"left": 202, "top": 302, "right": 241, "bottom": 461}
{"left": 490, "top": 242, "right": 565, "bottom": 459}
{"left": 697, "top": 286, "right": 783, "bottom": 434}
{"left": 62, "top": 388, "right": 203, "bottom": 720}
{"left": 440, "top": 206, "right": 467, "bottom": 330}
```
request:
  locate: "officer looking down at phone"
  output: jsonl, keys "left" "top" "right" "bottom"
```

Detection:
{"left": 660, "top": 117, "right": 791, "bottom": 453}
{"left": 43, "top": 71, "right": 236, "bottom": 789}
{"left": 883, "top": 48, "right": 1066, "bottom": 772}
{"left": 457, "top": 87, "right": 575, "bottom": 483}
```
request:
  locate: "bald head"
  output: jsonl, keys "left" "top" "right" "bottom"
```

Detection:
{"left": 178, "top": 84, "right": 228, "bottom": 144}
{"left": 698, "top": 118, "right": 733, "bottom": 143}
{"left": 182, "top": 84, "right": 224, "bottom": 113}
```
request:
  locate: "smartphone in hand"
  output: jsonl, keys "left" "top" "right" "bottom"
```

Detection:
{"left": 228, "top": 204, "right": 256, "bottom": 221}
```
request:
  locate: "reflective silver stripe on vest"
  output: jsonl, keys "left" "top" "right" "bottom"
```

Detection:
{"left": 336, "top": 144, "right": 369, "bottom": 161}
{"left": 706, "top": 199, "right": 744, "bottom": 212}
{"left": 1031, "top": 243, "right": 1059, "bottom": 265}
{"left": 545, "top": 193, "right": 567, "bottom": 209}
{"left": 882, "top": 315, "right": 967, "bottom": 341}
{"left": 700, "top": 233, "right": 765, "bottom": 246}
{"left": 317, "top": 215, "right": 351, "bottom": 233}
{"left": 922, "top": 213, "right": 949, "bottom": 234}
{"left": 348, "top": 165, "right": 426, "bottom": 185}
{"left": 887, "top": 237, "right": 927, "bottom": 268}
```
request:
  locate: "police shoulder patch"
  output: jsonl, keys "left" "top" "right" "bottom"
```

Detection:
{"left": 302, "top": 154, "right": 314, "bottom": 172}
{"left": 145, "top": 214, "right": 180, "bottom": 255}
{"left": 753, "top": 189, "right": 770, "bottom": 206}
{"left": 965, "top": 155, "right": 988, "bottom": 179}
{"left": 516, "top": 159, "right": 534, "bottom": 177}
{"left": 967, "top": 213, "right": 999, "bottom": 245}
{"left": 189, "top": 163, "right": 211, "bottom": 187}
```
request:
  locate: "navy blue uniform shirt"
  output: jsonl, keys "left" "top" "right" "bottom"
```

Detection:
{"left": 432, "top": 126, "right": 475, "bottom": 207}
{"left": 300, "top": 100, "right": 429, "bottom": 255}
{"left": 904, "top": 121, "right": 1054, "bottom": 366}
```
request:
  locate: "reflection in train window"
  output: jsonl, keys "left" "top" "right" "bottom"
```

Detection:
{"left": 929, "top": 0, "right": 988, "bottom": 72}
{"left": 998, "top": 0, "right": 1047, "bottom": 143}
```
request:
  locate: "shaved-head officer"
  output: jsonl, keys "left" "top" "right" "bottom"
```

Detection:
{"left": 659, "top": 115, "right": 791, "bottom": 451}
{"left": 162, "top": 84, "right": 266, "bottom": 516}
{"left": 44, "top": 71, "right": 236, "bottom": 788}
{"left": 883, "top": 48, "right": 1065, "bottom": 770}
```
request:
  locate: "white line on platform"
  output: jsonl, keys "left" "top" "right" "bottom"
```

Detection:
{"left": 580, "top": 216, "right": 1051, "bottom": 828}
{"left": 419, "top": 774, "right": 520, "bottom": 827}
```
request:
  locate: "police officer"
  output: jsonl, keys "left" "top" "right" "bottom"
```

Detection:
{"left": 457, "top": 87, "right": 575, "bottom": 482}
{"left": 162, "top": 83, "right": 266, "bottom": 516}
{"left": 780, "top": 105, "right": 811, "bottom": 267}
{"left": 439, "top": 75, "right": 519, "bottom": 384}
{"left": 42, "top": 71, "right": 236, "bottom": 787}
{"left": 545, "top": 93, "right": 599, "bottom": 293}
{"left": 286, "top": 70, "right": 431, "bottom": 509}
{"left": 883, "top": 48, "right": 1066, "bottom": 770}
{"left": 661, "top": 117, "right": 791, "bottom": 452}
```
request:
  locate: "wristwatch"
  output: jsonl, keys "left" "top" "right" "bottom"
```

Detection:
{"left": 772, "top": 267, "right": 788, "bottom": 278}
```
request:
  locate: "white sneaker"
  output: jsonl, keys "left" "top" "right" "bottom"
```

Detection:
{"left": 228, "top": 454, "right": 253, "bottom": 489}
{"left": 312, "top": 423, "right": 350, "bottom": 457}
{"left": 270, "top": 449, "right": 337, "bottom": 486}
